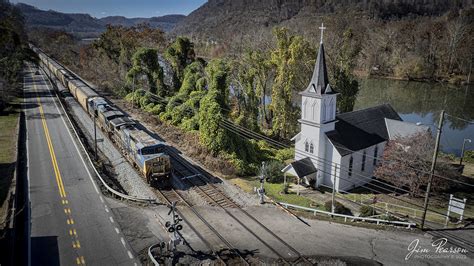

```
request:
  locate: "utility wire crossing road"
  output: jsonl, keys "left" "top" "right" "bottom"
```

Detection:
{"left": 24, "top": 65, "right": 136, "bottom": 265}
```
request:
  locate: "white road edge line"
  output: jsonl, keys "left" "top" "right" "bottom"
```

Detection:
{"left": 120, "top": 237, "right": 126, "bottom": 247}
{"left": 38, "top": 64, "right": 137, "bottom": 262}
{"left": 109, "top": 217, "right": 114, "bottom": 223}
{"left": 115, "top": 227, "right": 120, "bottom": 234}
{"left": 38, "top": 68, "right": 100, "bottom": 194}
{"left": 127, "top": 251, "right": 134, "bottom": 259}
{"left": 24, "top": 67, "right": 32, "bottom": 266}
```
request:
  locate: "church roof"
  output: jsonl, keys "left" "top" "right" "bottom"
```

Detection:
{"left": 291, "top": 157, "right": 317, "bottom": 177}
{"left": 326, "top": 104, "right": 401, "bottom": 156}
{"left": 303, "top": 43, "right": 335, "bottom": 95}
{"left": 385, "top": 118, "right": 430, "bottom": 140}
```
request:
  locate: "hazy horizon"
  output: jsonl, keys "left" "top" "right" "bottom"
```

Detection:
{"left": 11, "top": 0, "right": 207, "bottom": 18}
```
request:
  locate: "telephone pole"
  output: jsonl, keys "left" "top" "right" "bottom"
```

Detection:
{"left": 421, "top": 110, "right": 444, "bottom": 230}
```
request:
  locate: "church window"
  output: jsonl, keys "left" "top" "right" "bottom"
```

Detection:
{"left": 305, "top": 141, "right": 309, "bottom": 152}
{"left": 348, "top": 156, "right": 353, "bottom": 177}
{"left": 303, "top": 99, "right": 308, "bottom": 118}
{"left": 321, "top": 100, "right": 326, "bottom": 122}
{"left": 361, "top": 151, "right": 366, "bottom": 171}
{"left": 309, "top": 142, "right": 314, "bottom": 153}
{"left": 373, "top": 146, "right": 378, "bottom": 166}
{"left": 311, "top": 101, "right": 317, "bottom": 120}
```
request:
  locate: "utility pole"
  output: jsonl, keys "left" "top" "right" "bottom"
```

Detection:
{"left": 132, "top": 74, "right": 136, "bottom": 109}
{"left": 258, "top": 162, "right": 266, "bottom": 204}
{"left": 421, "top": 110, "right": 444, "bottom": 230}
{"left": 459, "top": 138, "right": 472, "bottom": 166}
{"left": 94, "top": 114, "right": 98, "bottom": 161}
{"left": 332, "top": 164, "right": 337, "bottom": 214}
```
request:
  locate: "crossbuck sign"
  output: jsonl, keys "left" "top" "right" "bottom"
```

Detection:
{"left": 446, "top": 194, "right": 467, "bottom": 226}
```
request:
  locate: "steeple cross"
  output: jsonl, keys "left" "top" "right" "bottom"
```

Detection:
{"left": 319, "top": 23, "right": 326, "bottom": 44}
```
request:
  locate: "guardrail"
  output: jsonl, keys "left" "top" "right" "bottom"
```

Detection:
{"left": 148, "top": 243, "right": 161, "bottom": 266}
{"left": 279, "top": 202, "right": 416, "bottom": 228}
{"left": 39, "top": 64, "right": 157, "bottom": 204}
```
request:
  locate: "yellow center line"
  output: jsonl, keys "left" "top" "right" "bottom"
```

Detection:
{"left": 28, "top": 65, "right": 85, "bottom": 264}
{"left": 29, "top": 66, "right": 67, "bottom": 198}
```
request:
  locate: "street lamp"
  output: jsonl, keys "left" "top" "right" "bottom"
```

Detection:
{"left": 460, "top": 138, "right": 472, "bottom": 166}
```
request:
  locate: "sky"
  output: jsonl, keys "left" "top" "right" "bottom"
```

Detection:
{"left": 11, "top": 0, "right": 207, "bottom": 18}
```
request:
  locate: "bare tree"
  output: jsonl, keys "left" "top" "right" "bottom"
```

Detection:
{"left": 374, "top": 132, "right": 456, "bottom": 197}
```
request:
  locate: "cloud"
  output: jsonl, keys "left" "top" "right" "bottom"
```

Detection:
{"left": 101, "top": 11, "right": 106, "bottom": 15}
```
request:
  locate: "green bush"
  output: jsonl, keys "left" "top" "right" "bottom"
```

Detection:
{"left": 274, "top": 148, "right": 295, "bottom": 162}
{"left": 464, "top": 150, "right": 474, "bottom": 163}
{"left": 324, "top": 200, "right": 353, "bottom": 215}
{"left": 180, "top": 116, "right": 199, "bottom": 131}
{"left": 359, "top": 205, "right": 377, "bottom": 217}
{"left": 265, "top": 160, "right": 285, "bottom": 183}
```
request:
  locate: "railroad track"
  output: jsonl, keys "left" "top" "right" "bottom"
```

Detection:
{"left": 155, "top": 187, "right": 249, "bottom": 265}
{"left": 168, "top": 149, "right": 313, "bottom": 265}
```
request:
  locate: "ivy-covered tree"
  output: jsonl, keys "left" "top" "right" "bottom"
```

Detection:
{"left": 165, "top": 37, "right": 196, "bottom": 90}
{"left": 330, "top": 28, "right": 361, "bottom": 113}
{"left": 270, "top": 27, "right": 314, "bottom": 139}
{"left": 126, "top": 48, "right": 165, "bottom": 96}
{"left": 198, "top": 59, "right": 230, "bottom": 154}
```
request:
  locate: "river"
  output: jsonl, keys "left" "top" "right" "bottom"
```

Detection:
{"left": 355, "top": 78, "right": 474, "bottom": 156}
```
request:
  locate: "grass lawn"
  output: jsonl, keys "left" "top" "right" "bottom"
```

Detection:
{"left": 0, "top": 109, "right": 19, "bottom": 227}
{"left": 229, "top": 177, "right": 317, "bottom": 208}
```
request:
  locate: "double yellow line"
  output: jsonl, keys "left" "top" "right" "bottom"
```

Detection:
{"left": 29, "top": 67, "right": 67, "bottom": 198}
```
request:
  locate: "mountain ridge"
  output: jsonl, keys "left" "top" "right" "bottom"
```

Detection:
{"left": 16, "top": 3, "right": 185, "bottom": 35}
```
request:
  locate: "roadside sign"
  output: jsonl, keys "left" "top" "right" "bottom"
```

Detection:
{"left": 445, "top": 194, "right": 467, "bottom": 226}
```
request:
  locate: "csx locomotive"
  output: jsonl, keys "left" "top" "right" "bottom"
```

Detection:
{"left": 32, "top": 45, "right": 171, "bottom": 186}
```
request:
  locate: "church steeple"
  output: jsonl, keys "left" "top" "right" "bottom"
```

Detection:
{"left": 305, "top": 23, "right": 333, "bottom": 95}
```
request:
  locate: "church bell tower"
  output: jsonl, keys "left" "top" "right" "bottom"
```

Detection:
{"left": 294, "top": 23, "right": 338, "bottom": 186}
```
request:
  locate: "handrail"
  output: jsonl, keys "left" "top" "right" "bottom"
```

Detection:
{"left": 279, "top": 202, "right": 416, "bottom": 228}
{"left": 38, "top": 62, "right": 157, "bottom": 204}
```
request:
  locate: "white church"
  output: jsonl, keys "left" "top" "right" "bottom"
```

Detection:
{"left": 282, "top": 25, "right": 428, "bottom": 192}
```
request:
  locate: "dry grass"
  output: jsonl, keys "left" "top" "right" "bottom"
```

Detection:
{"left": 0, "top": 110, "right": 19, "bottom": 228}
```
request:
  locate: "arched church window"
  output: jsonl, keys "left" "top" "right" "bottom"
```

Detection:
{"left": 348, "top": 156, "right": 353, "bottom": 177}
{"left": 311, "top": 101, "right": 317, "bottom": 120}
{"left": 373, "top": 146, "right": 378, "bottom": 166}
{"left": 361, "top": 150, "right": 366, "bottom": 171}
{"left": 329, "top": 98, "right": 334, "bottom": 120}
{"left": 305, "top": 141, "right": 309, "bottom": 152}
{"left": 309, "top": 142, "right": 314, "bottom": 153}
{"left": 303, "top": 98, "right": 308, "bottom": 118}
{"left": 321, "top": 100, "right": 326, "bottom": 122}
{"left": 326, "top": 100, "right": 331, "bottom": 121}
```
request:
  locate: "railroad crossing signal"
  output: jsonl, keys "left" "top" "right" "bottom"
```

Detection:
{"left": 165, "top": 201, "right": 183, "bottom": 251}
{"left": 257, "top": 162, "right": 268, "bottom": 204}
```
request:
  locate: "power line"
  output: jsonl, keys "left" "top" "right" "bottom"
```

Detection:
{"left": 445, "top": 113, "right": 474, "bottom": 124}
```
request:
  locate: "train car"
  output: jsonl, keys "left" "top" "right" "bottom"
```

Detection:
{"left": 97, "top": 106, "right": 125, "bottom": 132}
{"left": 31, "top": 45, "right": 172, "bottom": 185}
{"left": 119, "top": 127, "right": 171, "bottom": 185}
{"left": 87, "top": 97, "right": 108, "bottom": 117}
{"left": 75, "top": 85, "right": 98, "bottom": 112}
{"left": 109, "top": 116, "right": 135, "bottom": 140}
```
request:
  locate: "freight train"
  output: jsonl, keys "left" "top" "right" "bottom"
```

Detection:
{"left": 32, "top": 45, "right": 171, "bottom": 186}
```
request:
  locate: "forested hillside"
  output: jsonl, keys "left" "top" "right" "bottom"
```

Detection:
{"left": 174, "top": 0, "right": 474, "bottom": 82}
{"left": 0, "top": 0, "right": 36, "bottom": 112}
{"left": 16, "top": 3, "right": 185, "bottom": 37}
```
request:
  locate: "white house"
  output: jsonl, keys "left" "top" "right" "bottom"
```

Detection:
{"left": 282, "top": 29, "right": 428, "bottom": 192}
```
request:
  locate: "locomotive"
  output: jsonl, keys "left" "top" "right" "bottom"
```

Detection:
{"left": 33, "top": 45, "right": 171, "bottom": 186}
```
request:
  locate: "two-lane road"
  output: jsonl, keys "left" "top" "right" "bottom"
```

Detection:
{"left": 24, "top": 64, "right": 137, "bottom": 265}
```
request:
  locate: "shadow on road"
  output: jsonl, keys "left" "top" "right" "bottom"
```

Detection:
{"left": 31, "top": 236, "right": 60, "bottom": 266}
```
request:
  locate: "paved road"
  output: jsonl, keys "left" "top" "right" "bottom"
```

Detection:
{"left": 24, "top": 64, "right": 137, "bottom": 265}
